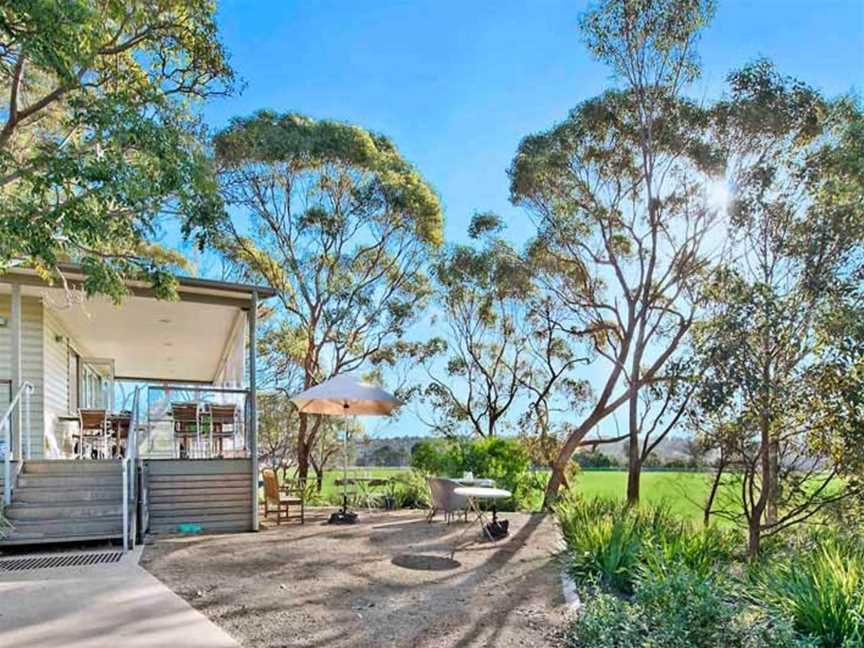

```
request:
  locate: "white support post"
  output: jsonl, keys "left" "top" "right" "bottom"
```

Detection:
{"left": 122, "top": 458, "right": 129, "bottom": 552}
{"left": 2, "top": 421, "right": 10, "bottom": 507}
{"left": 24, "top": 384, "right": 31, "bottom": 460}
{"left": 248, "top": 291, "right": 258, "bottom": 531}
{"left": 10, "top": 284, "right": 22, "bottom": 460}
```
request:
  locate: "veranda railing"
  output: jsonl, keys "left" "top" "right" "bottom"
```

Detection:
{"left": 1, "top": 381, "right": 34, "bottom": 508}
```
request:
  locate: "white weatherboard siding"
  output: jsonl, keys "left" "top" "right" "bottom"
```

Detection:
{"left": 0, "top": 295, "right": 45, "bottom": 459}
{"left": 43, "top": 309, "right": 71, "bottom": 458}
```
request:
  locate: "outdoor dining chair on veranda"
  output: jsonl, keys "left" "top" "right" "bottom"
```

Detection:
{"left": 262, "top": 468, "right": 305, "bottom": 525}
{"left": 77, "top": 409, "right": 110, "bottom": 459}
{"left": 207, "top": 403, "right": 240, "bottom": 457}
{"left": 426, "top": 477, "right": 469, "bottom": 524}
{"left": 171, "top": 402, "right": 203, "bottom": 459}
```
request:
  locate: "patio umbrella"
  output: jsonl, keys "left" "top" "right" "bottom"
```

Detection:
{"left": 290, "top": 374, "right": 399, "bottom": 524}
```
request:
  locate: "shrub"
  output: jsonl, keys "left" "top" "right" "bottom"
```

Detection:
{"left": 556, "top": 495, "right": 738, "bottom": 593}
{"left": 390, "top": 469, "right": 431, "bottom": 509}
{"left": 566, "top": 591, "right": 643, "bottom": 647}
{"left": 410, "top": 435, "right": 538, "bottom": 510}
{"left": 568, "top": 567, "right": 804, "bottom": 648}
{"left": 755, "top": 538, "right": 864, "bottom": 646}
{"left": 410, "top": 438, "right": 462, "bottom": 476}
{"left": 558, "top": 498, "right": 646, "bottom": 593}
{"left": 575, "top": 450, "right": 620, "bottom": 469}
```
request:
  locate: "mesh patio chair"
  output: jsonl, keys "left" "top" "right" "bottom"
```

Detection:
{"left": 426, "top": 477, "right": 469, "bottom": 524}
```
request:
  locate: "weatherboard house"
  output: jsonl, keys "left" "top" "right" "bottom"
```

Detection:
{"left": 0, "top": 264, "right": 276, "bottom": 548}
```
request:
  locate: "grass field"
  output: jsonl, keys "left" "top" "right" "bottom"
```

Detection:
{"left": 311, "top": 467, "right": 718, "bottom": 521}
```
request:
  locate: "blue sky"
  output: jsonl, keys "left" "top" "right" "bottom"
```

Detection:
{"left": 198, "top": 0, "right": 864, "bottom": 438}
{"left": 206, "top": 0, "right": 863, "bottom": 247}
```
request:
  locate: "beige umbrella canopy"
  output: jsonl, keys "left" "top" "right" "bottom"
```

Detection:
{"left": 290, "top": 374, "right": 399, "bottom": 523}
{"left": 291, "top": 373, "right": 400, "bottom": 417}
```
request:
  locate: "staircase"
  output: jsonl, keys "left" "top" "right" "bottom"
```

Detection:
{"left": 0, "top": 461, "right": 124, "bottom": 546}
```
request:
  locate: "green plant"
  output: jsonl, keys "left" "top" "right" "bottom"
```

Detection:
{"left": 409, "top": 435, "right": 540, "bottom": 510}
{"left": 755, "top": 538, "right": 864, "bottom": 646}
{"left": 566, "top": 591, "right": 643, "bottom": 647}
{"left": 557, "top": 495, "right": 738, "bottom": 593}
{"left": 568, "top": 567, "right": 804, "bottom": 648}
{"left": 390, "top": 470, "right": 431, "bottom": 509}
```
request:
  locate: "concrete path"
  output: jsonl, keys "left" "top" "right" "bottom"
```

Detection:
{"left": 0, "top": 547, "right": 239, "bottom": 648}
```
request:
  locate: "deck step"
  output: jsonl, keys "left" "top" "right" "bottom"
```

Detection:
{"left": 0, "top": 460, "right": 126, "bottom": 548}
{"left": 5, "top": 518, "right": 123, "bottom": 537}
{"left": 12, "top": 487, "right": 122, "bottom": 503}
{"left": 5, "top": 502, "right": 123, "bottom": 521}
{"left": 22, "top": 460, "right": 122, "bottom": 475}
{"left": 16, "top": 475, "right": 121, "bottom": 488}
{"left": 1, "top": 532, "right": 122, "bottom": 546}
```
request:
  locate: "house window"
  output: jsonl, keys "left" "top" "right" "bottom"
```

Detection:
{"left": 69, "top": 350, "right": 114, "bottom": 411}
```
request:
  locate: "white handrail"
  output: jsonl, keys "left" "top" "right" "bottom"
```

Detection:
{"left": 122, "top": 456, "right": 129, "bottom": 551}
{"left": 122, "top": 386, "right": 142, "bottom": 552}
{"left": 2, "top": 381, "right": 34, "bottom": 508}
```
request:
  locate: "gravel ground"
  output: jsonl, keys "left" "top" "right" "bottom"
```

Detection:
{"left": 141, "top": 508, "right": 571, "bottom": 647}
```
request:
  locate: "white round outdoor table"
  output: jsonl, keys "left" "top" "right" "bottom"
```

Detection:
{"left": 451, "top": 486, "right": 512, "bottom": 556}
{"left": 455, "top": 478, "right": 495, "bottom": 487}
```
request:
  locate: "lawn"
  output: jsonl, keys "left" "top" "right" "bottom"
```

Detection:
{"left": 312, "top": 467, "right": 718, "bottom": 521}
{"left": 569, "top": 470, "right": 715, "bottom": 521}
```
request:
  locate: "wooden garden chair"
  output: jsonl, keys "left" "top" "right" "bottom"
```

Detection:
{"left": 262, "top": 468, "right": 305, "bottom": 524}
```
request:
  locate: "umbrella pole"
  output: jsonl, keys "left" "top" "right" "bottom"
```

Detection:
{"left": 342, "top": 416, "right": 349, "bottom": 513}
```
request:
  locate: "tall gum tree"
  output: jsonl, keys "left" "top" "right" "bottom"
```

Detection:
{"left": 213, "top": 111, "right": 443, "bottom": 484}
{"left": 695, "top": 62, "right": 864, "bottom": 558}
{"left": 509, "top": 0, "right": 721, "bottom": 506}
{"left": 412, "top": 212, "right": 535, "bottom": 438}
{"left": 0, "top": 0, "right": 235, "bottom": 299}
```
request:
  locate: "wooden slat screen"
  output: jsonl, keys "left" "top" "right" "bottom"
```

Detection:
{"left": 144, "top": 459, "right": 253, "bottom": 534}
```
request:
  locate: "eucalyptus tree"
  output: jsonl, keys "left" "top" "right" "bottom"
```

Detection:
{"left": 413, "top": 212, "right": 534, "bottom": 438}
{"left": 509, "top": 0, "right": 721, "bottom": 505}
{"left": 0, "top": 0, "right": 235, "bottom": 299}
{"left": 694, "top": 62, "right": 864, "bottom": 558}
{"left": 214, "top": 111, "right": 443, "bottom": 483}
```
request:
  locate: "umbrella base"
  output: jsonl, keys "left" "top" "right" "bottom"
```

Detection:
{"left": 328, "top": 509, "right": 358, "bottom": 525}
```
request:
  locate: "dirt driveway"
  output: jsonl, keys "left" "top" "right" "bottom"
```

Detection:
{"left": 141, "top": 509, "right": 570, "bottom": 647}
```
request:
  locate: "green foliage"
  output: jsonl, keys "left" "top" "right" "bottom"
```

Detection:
{"left": 569, "top": 567, "right": 803, "bottom": 648}
{"left": 561, "top": 496, "right": 863, "bottom": 645}
{"left": 693, "top": 62, "right": 864, "bottom": 555}
{"left": 754, "top": 538, "right": 864, "bottom": 646}
{"left": 214, "top": 111, "right": 443, "bottom": 248}
{"left": 0, "top": 0, "right": 235, "bottom": 299}
{"left": 565, "top": 591, "right": 643, "bottom": 647}
{"left": 575, "top": 451, "right": 620, "bottom": 469}
{"left": 410, "top": 436, "right": 539, "bottom": 509}
{"left": 556, "top": 496, "right": 737, "bottom": 593}
{"left": 389, "top": 470, "right": 432, "bottom": 509}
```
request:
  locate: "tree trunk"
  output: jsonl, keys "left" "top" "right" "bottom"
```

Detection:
{"left": 543, "top": 416, "right": 599, "bottom": 507}
{"left": 766, "top": 437, "right": 779, "bottom": 525}
{"left": 747, "top": 518, "right": 761, "bottom": 560}
{"left": 626, "top": 392, "right": 641, "bottom": 505}
{"left": 703, "top": 457, "right": 724, "bottom": 528}
{"left": 296, "top": 413, "right": 310, "bottom": 484}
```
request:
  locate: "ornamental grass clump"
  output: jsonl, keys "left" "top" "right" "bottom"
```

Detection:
{"left": 755, "top": 538, "right": 864, "bottom": 647}
{"left": 556, "top": 495, "right": 737, "bottom": 594}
